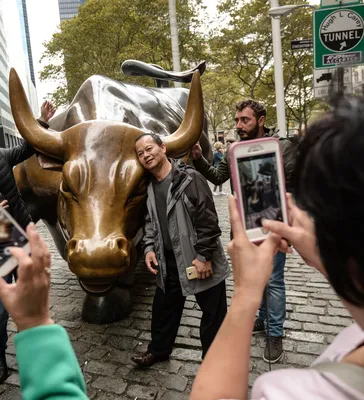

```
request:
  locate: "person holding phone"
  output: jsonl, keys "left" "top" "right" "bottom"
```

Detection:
{"left": 132, "top": 133, "right": 229, "bottom": 367}
{"left": 192, "top": 100, "right": 297, "bottom": 363}
{"left": 191, "top": 95, "right": 364, "bottom": 400}
{"left": 0, "top": 100, "right": 56, "bottom": 383}
{"left": 0, "top": 223, "right": 87, "bottom": 399}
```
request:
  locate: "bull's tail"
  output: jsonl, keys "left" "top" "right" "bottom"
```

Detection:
{"left": 121, "top": 60, "right": 206, "bottom": 85}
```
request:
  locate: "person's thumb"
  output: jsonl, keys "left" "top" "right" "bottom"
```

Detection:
{"left": 152, "top": 254, "right": 158, "bottom": 266}
{"left": 261, "top": 233, "right": 281, "bottom": 255}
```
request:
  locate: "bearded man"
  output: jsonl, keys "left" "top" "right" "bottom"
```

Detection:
{"left": 191, "top": 99, "right": 296, "bottom": 363}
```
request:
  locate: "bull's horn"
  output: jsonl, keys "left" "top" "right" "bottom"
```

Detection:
{"left": 9, "top": 68, "right": 65, "bottom": 160}
{"left": 164, "top": 71, "right": 204, "bottom": 158}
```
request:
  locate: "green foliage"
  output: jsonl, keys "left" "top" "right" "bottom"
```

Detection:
{"left": 40, "top": 0, "right": 325, "bottom": 135}
{"left": 212, "top": 0, "right": 324, "bottom": 134}
{"left": 201, "top": 69, "right": 241, "bottom": 138}
{"left": 40, "top": 0, "right": 207, "bottom": 106}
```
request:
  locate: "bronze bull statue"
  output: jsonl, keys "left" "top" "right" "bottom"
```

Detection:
{"left": 10, "top": 63, "right": 209, "bottom": 323}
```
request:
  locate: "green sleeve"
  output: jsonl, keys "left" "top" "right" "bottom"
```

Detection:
{"left": 15, "top": 324, "right": 88, "bottom": 399}
{"left": 192, "top": 154, "right": 230, "bottom": 186}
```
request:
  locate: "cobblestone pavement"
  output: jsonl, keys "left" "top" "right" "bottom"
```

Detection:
{"left": 1, "top": 182, "right": 352, "bottom": 399}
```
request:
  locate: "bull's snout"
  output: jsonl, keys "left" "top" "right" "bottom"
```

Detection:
{"left": 67, "top": 236, "right": 130, "bottom": 279}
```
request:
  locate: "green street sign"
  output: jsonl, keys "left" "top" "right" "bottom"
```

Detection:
{"left": 320, "top": 0, "right": 360, "bottom": 8}
{"left": 313, "top": 4, "right": 364, "bottom": 69}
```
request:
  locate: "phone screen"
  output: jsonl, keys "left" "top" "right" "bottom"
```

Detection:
{"left": 237, "top": 152, "right": 283, "bottom": 230}
{"left": 0, "top": 207, "right": 29, "bottom": 276}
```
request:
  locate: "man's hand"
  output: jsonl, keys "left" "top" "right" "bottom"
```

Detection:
{"left": 262, "top": 194, "right": 326, "bottom": 276}
{"left": 0, "top": 200, "right": 8, "bottom": 209}
{"left": 191, "top": 143, "right": 202, "bottom": 160}
{"left": 192, "top": 258, "right": 213, "bottom": 279}
{"left": 227, "top": 196, "right": 280, "bottom": 300}
{"left": 39, "top": 100, "right": 56, "bottom": 123}
{"left": 0, "top": 224, "right": 53, "bottom": 332}
{"left": 145, "top": 251, "right": 158, "bottom": 275}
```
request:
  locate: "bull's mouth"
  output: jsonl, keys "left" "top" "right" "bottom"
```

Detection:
{"left": 78, "top": 277, "right": 116, "bottom": 296}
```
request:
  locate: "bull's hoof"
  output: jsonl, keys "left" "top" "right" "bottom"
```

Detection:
{"left": 81, "top": 287, "right": 132, "bottom": 324}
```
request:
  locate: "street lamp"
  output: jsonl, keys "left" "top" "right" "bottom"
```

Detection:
{"left": 269, "top": 2, "right": 317, "bottom": 137}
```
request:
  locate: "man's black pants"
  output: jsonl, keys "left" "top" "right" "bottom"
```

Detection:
{"left": 148, "top": 265, "right": 227, "bottom": 359}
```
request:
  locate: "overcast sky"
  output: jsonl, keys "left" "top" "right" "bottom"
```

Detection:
{"left": 5, "top": 0, "right": 318, "bottom": 107}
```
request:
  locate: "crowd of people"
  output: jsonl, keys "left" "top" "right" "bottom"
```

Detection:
{"left": 1, "top": 94, "right": 364, "bottom": 400}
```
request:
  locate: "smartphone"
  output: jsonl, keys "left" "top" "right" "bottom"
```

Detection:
{"left": 229, "top": 138, "right": 288, "bottom": 243}
{"left": 0, "top": 206, "right": 30, "bottom": 276}
{"left": 186, "top": 266, "right": 198, "bottom": 280}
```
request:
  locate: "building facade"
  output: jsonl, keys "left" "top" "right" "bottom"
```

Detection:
{"left": 58, "top": 0, "right": 86, "bottom": 21}
{"left": 0, "top": 11, "right": 17, "bottom": 148}
{"left": 0, "top": 0, "right": 38, "bottom": 148}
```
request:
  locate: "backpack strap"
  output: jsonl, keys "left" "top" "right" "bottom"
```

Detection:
{"left": 311, "top": 362, "right": 364, "bottom": 394}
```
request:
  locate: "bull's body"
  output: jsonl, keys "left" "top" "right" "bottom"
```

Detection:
{"left": 11, "top": 68, "right": 209, "bottom": 323}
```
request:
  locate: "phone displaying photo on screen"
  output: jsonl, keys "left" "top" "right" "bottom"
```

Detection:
{"left": 0, "top": 206, "right": 29, "bottom": 277}
{"left": 238, "top": 153, "right": 283, "bottom": 230}
{"left": 229, "top": 138, "right": 288, "bottom": 243}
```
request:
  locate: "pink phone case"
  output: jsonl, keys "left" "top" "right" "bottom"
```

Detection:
{"left": 229, "top": 137, "right": 287, "bottom": 243}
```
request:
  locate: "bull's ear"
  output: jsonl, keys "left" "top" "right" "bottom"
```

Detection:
{"left": 36, "top": 154, "right": 64, "bottom": 171}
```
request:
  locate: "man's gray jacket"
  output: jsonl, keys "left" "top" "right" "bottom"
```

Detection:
{"left": 142, "top": 159, "right": 230, "bottom": 296}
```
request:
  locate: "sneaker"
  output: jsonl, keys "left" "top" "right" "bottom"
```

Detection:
{"left": 253, "top": 318, "right": 265, "bottom": 335}
{"left": 220, "top": 191, "right": 227, "bottom": 196}
{"left": 263, "top": 336, "right": 283, "bottom": 363}
{"left": 213, "top": 192, "right": 218, "bottom": 196}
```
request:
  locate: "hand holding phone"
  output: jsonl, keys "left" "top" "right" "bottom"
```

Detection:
{"left": 0, "top": 206, "right": 30, "bottom": 277}
{"left": 229, "top": 138, "right": 288, "bottom": 243}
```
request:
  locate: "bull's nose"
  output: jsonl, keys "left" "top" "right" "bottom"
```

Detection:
{"left": 67, "top": 236, "right": 130, "bottom": 277}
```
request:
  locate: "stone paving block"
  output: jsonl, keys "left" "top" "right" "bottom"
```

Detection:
{"left": 297, "top": 342, "right": 328, "bottom": 355}
{"left": 5, "top": 373, "right": 20, "bottom": 387}
{"left": 286, "top": 352, "right": 317, "bottom": 366}
{"left": 91, "top": 377, "right": 128, "bottom": 396}
{"left": 106, "top": 335, "right": 139, "bottom": 351}
{"left": 171, "top": 348, "right": 201, "bottom": 362}
{"left": 83, "top": 360, "right": 118, "bottom": 376}
{"left": 175, "top": 337, "right": 200, "bottom": 348}
{"left": 318, "top": 316, "right": 352, "bottom": 327}
{"left": 303, "top": 323, "right": 342, "bottom": 335}
{"left": 289, "top": 313, "right": 318, "bottom": 323}
{"left": 286, "top": 296, "right": 307, "bottom": 305}
{"left": 328, "top": 307, "right": 351, "bottom": 317}
{"left": 295, "top": 306, "right": 326, "bottom": 315}
{"left": 287, "top": 331, "right": 325, "bottom": 343}
{"left": 127, "top": 384, "right": 159, "bottom": 399}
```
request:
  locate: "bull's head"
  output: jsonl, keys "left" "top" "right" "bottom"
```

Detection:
{"left": 9, "top": 69, "right": 204, "bottom": 295}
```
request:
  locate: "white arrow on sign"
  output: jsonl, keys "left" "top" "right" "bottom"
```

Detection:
{"left": 340, "top": 41, "right": 347, "bottom": 50}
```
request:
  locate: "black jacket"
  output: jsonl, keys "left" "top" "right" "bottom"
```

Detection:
{"left": 0, "top": 120, "right": 48, "bottom": 229}
{"left": 193, "top": 128, "right": 297, "bottom": 193}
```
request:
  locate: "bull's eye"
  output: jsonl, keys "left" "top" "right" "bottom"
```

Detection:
{"left": 60, "top": 181, "right": 77, "bottom": 202}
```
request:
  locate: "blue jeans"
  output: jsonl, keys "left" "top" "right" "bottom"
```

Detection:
{"left": 0, "top": 271, "right": 16, "bottom": 356}
{"left": 259, "top": 251, "right": 286, "bottom": 337}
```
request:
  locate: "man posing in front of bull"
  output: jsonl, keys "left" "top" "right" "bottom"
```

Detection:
{"left": 191, "top": 100, "right": 296, "bottom": 364}
{"left": 132, "top": 133, "right": 229, "bottom": 367}
{"left": 0, "top": 100, "right": 56, "bottom": 383}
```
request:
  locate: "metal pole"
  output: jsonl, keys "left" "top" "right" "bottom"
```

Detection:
{"left": 337, "top": 67, "right": 344, "bottom": 96}
{"left": 168, "top": 0, "right": 182, "bottom": 88}
{"left": 270, "top": 0, "right": 287, "bottom": 137}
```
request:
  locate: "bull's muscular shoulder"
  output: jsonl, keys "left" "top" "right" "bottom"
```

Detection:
{"left": 50, "top": 75, "right": 190, "bottom": 136}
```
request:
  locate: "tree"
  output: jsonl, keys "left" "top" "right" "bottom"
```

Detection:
{"left": 210, "top": 0, "right": 325, "bottom": 134}
{"left": 40, "top": 0, "right": 207, "bottom": 106}
{"left": 201, "top": 69, "right": 241, "bottom": 141}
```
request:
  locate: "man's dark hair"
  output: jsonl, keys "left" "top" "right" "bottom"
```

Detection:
{"left": 236, "top": 100, "right": 266, "bottom": 120}
{"left": 294, "top": 95, "right": 364, "bottom": 306}
{"left": 135, "top": 133, "right": 163, "bottom": 146}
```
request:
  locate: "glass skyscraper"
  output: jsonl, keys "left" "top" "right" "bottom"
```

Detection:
{"left": 0, "top": 10, "right": 17, "bottom": 148}
{"left": 58, "top": 0, "right": 86, "bottom": 21}
{"left": 0, "top": 0, "right": 38, "bottom": 148}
